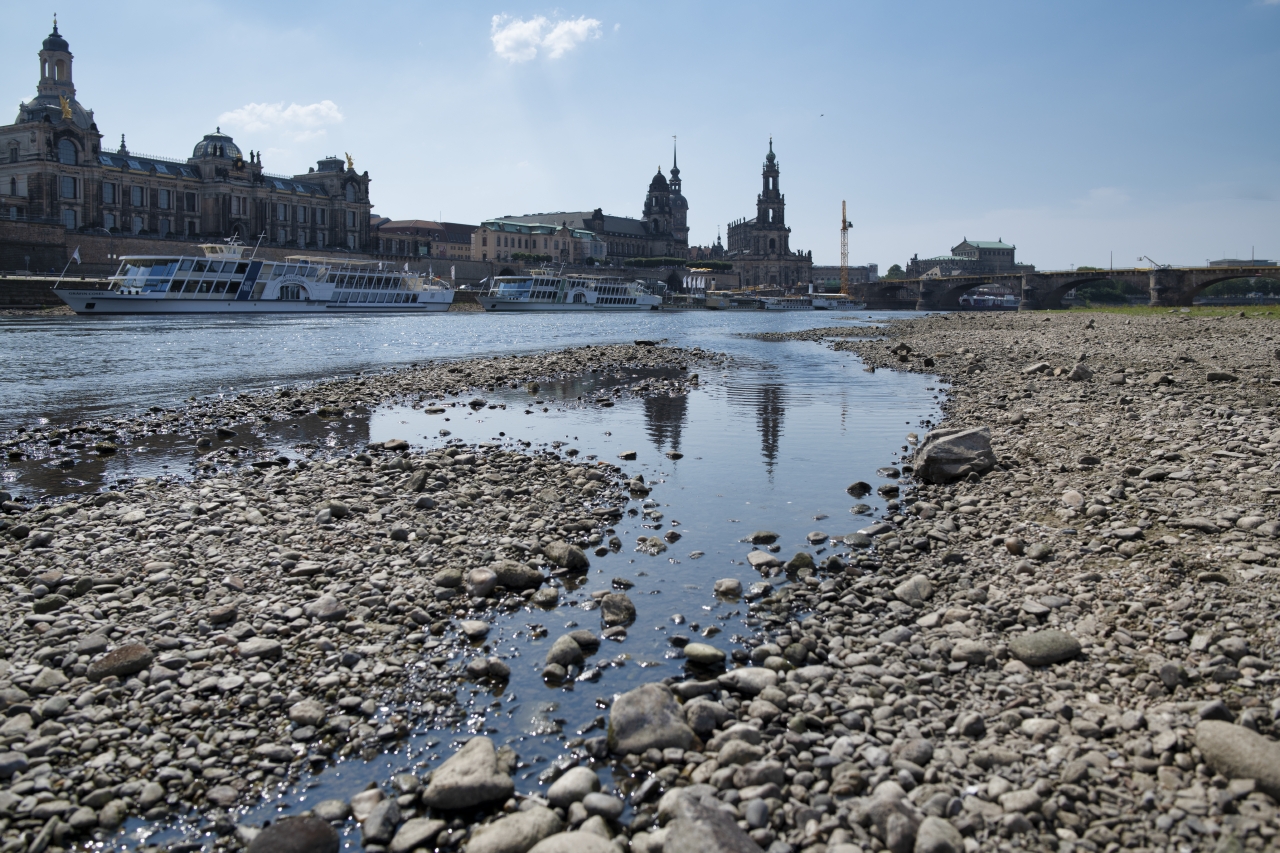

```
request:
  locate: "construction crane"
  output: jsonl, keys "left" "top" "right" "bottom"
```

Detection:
{"left": 840, "top": 200, "right": 850, "bottom": 296}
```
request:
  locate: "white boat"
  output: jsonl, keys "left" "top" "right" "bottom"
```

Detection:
{"left": 478, "top": 271, "right": 661, "bottom": 312}
{"left": 759, "top": 296, "right": 814, "bottom": 310}
{"left": 55, "top": 241, "right": 454, "bottom": 314}
{"left": 808, "top": 284, "right": 865, "bottom": 310}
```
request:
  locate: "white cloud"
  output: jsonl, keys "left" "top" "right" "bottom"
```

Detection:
{"left": 490, "top": 14, "right": 601, "bottom": 62}
{"left": 217, "top": 100, "right": 344, "bottom": 135}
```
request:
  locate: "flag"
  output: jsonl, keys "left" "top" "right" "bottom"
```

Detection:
{"left": 450, "top": 265, "right": 455, "bottom": 281}
{"left": 71, "top": 247, "right": 81, "bottom": 265}
{"left": 403, "top": 262, "right": 408, "bottom": 272}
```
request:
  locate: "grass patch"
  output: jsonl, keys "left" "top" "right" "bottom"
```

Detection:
{"left": 1063, "top": 304, "right": 1280, "bottom": 318}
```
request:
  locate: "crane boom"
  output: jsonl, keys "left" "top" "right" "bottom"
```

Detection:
{"left": 840, "top": 200, "right": 850, "bottom": 296}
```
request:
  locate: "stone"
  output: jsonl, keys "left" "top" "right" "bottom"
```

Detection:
{"left": 950, "top": 639, "right": 989, "bottom": 665}
{"left": 421, "top": 736, "right": 514, "bottom": 810}
{"left": 600, "top": 593, "right": 636, "bottom": 627}
{"left": 746, "top": 551, "right": 780, "bottom": 570}
{"left": 661, "top": 795, "right": 765, "bottom": 853}
{"left": 547, "top": 766, "right": 601, "bottom": 808}
{"left": 461, "top": 620, "right": 492, "bottom": 640}
{"left": 713, "top": 578, "right": 742, "bottom": 597}
{"left": 246, "top": 816, "right": 340, "bottom": 853}
{"left": 547, "top": 635, "right": 586, "bottom": 668}
{"left": 238, "top": 637, "right": 283, "bottom": 659}
{"left": 289, "top": 698, "right": 327, "bottom": 727}
{"left": 362, "top": 798, "right": 402, "bottom": 845}
{"left": 913, "top": 426, "right": 996, "bottom": 484}
{"left": 543, "top": 541, "right": 589, "bottom": 571}
{"left": 914, "top": 816, "right": 963, "bottom": 853}
{"left": 683, "top": 642, "right": 726, "bottom": 666}
{"left": 1007, "top": 630, "right": 1081, "bottom": 666}
{"left": 527, "top": 833, "right": 617, "bottom": 853}
{"left": 581, "top": 793, "right": 623, "bottom": 821}
{"left": 86, "top": 643, "right": 154, "bottom": 681}
{"left": 483, "top": 561, "right": 539, "bottom": 591}
{"left": 350, "top": 788, "right": 385, "bottom": 821}
{"left": 303, "top": 595, "right": 347, "bottom": 622}
{"left": 748, "top": 531, "right": 779, "bottom": 544}
{"left": 893, "top": 574, "right": 933, "bottom": 607}
{"left": 0, "top": 753, "right": 29, "bottom": 779}
{"left": 469, "top": 567, "right": 498, "bottom": 597}
{"left": 389, "top": 818, "right": 446, "bottom": 853}
{"left": 207, "top": 785, "right": 239, "bottom": 807}
{"left": 467, "top": 807, "right": 563, "bottom": 853}
{"left": 608, "top": 683, "right": 695, "bottom": 755}
{"left": 1195, "top": 721, "right": 1280, "bottom": 800}
{"left": 717, "top": 667, "right": 777, "bottom": 696}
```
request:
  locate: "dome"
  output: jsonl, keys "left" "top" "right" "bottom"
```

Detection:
{"left": 192, "top": 128, "right": 242, "bottom": 160}
{"left": 648, "top": 170, "right": 669, "bottom": 192}
{"left": 42, "top": 23, "right": 69, "bottom": 53}
{"left": 765, "top": 137, "right": 776, "bottom": 164}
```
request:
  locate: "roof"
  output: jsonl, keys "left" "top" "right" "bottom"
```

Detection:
{"left": 97, "top": 153, "right": 202, "bottom": 181}
{"left": 923, "top": 255, "right": 975, "bottom": 262}
{"left": 955, "top": 240, "right": 1013, "bottom": 250}
{"left": 500, "top": 211, "right": 651, "bottom": 238}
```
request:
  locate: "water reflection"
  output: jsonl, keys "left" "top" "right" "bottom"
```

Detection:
{"left": 756, "top": 383, "right": 785, "bottom": 472}
{"left": 642, "top": 393, "right": 687, "bottom": 453}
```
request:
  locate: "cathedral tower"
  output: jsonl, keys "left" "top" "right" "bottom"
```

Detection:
{"left": 668, "top": 138, "right": 689, "bottom": 254}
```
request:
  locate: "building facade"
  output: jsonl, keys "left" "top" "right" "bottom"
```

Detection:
{"left": 370, "top": 219, "right": 477, "bottom": 261}
{"left": 810, "top": 263, "right": 878, "bottom": 292}
{"left": 725, "top": 140, "right": 812, "bottom": 289}
{"left": 472, "top": 220, "right": 605, "bottom": 263}
{"left": 494, "top": 147, "right": 689, "bottom": 262}
{"left": 0, "top": 21, "right": 373, "bottom": 252}
{"left": 905, "top": 239, "right": 1033, "bottom": 278}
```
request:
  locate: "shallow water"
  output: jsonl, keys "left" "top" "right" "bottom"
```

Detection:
{"left": 2, "top": 311, "right": 947, "bottom": 849}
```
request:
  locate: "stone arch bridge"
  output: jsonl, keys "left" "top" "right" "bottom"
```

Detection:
{"left": 854, "top": 266, "right": 1279, "bottom": 311}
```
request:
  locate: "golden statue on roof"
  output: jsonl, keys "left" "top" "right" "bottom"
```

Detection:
{"left": 58, "top": 95, "right": 72, "bottom": 120}
{"left": 345, "top": 152, "right": 354, "bottom": 170}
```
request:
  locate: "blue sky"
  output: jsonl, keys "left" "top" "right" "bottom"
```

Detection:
{"left": 5, "top": 1, "right": 1278, "bottom": 269}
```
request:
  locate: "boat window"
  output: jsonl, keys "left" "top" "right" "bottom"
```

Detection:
{"left": 196, "top": 280, "right": 212, "bottom": 294}
{"left": 178, "top": 259, "right": 194, "bottom": 272}
{"left": 212, "top": 280, "right": 230, "bottom": 294}
{"left": 193, "top": 260, "right": 208, "bottom": 273}
{"left": 236, "top": 262, "right": 249, "bottom": 275}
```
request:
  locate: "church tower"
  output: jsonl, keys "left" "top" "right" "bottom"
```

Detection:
{"left": 668, "top": 138, "right": 689, "bottom": 256}
{"left": 755, "top": 138, "right": 787, "bottom": 255}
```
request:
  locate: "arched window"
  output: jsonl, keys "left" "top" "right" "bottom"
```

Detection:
{"left": 769, "top": 238, "right": 776, "bottom": 252}
{"left": 344, "top": 184, "right": 355, "bottom": 203}
{"left": 55, "top": 60, "right": 66, "bottom": 80}
{"left": 57, "top": 139, "right": 76, "bottom": 165}
{"left": 8, "top": 178, "right": 14, "bottom": 196}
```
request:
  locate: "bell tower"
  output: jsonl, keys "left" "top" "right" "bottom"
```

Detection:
{"left": 37, "top": 17, "right": 76, "bottom": 101}
{"left": 668, "top": 137, "right": 689, "bottom": 255}
{"left": 756, "top": 138, "right": 785, "bottom": 233}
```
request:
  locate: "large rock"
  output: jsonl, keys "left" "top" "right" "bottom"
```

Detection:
{"left": 717, "top": 667, "right": 777, "bottom": 696}
{"left": 362, "top": 799, "right": 402, "bottom": 845}
{"left": 390, "top": 818, "right": 446, "bottom": 853}
{"left": 600, "top": 593, "right": 636, "bottom": 627}
{"left": 543, "top": 541, "right": 589, "bottom": 571}
{"left": 547, "top": 766, "right": 600, "bottom": 808}
{"left": 608, "top": 683, "right": 695, "bottom": 755}
{"left": 913, "top": 427, "right": 996, "bottom": 484}
{"left": 527, "top": 833, "right": 616, "bottom": 853}
{"left": 893, "top": 575, "right": 933, "bottom": 607}
{"left": 1195, "top": 721, "right": 1280, "bottom": 800}
{"left": 1008, "top": 630, "right": 1081, "bottom": 667}
{"left": 421, "top": 737, "right": 514, "bottom": 810}
{"left": 247, "top": 816, "right": 339, "bottom": 853}
{"left": 87, "top": 644, "right": 153, "bottom": 681}
{"left": 467, "top": 806, "right": 563, "bottom": 853}
{"left": 662, "top": 794, "right": 764, "bottom": 853}
{"left": 914, "top": 816, "right": 963, "bottom": 853}
{"left": 546, "top": 635, "right": 585, "bottom": 668}
{"left": 492, "top": 561, "right": 544, "bottom": 590}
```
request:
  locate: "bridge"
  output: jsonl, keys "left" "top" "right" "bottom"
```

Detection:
{"left": 853, "top": 266, "right": 1280, "bottom": 311}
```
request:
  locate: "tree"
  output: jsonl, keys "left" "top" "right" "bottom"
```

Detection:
{"left": 883, "top": 264, "right": 905, "bottom": 280}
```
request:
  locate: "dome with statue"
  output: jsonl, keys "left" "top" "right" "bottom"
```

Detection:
{"left": 192, "top": 128, "right": 242, "bottom": 160}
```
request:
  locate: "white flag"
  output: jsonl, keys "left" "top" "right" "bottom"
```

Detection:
{"left": 403, "top": 262, "right": 408, "bottom": 272}
{"left": 71, "top": 247, "right": 81, "bottom": 264}
{"left": 450, "top": 265, "right": 455, "bottom": 281}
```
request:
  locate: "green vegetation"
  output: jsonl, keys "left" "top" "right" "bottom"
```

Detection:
{"left": 623, "top": 257, "right": 700, "bottom": 269}
{"left": 883, "top": 264, "right": 905, "bottom": 280}
{"left": 686, "top": 260, "right": 733, "bottom": 271}
{"left": 1200, "top": 277, "right": 1280, "bottom": 297}
{"left": 511, "top": 252, "right": 552, "bottom": 263}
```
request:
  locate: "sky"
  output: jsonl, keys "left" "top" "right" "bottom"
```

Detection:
{"left": 4, "top": 1, "right": 1279, "bottom": 270}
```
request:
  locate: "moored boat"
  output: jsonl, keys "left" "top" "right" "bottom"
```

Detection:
{"left": 54, "top": 240, "right": 454, "bottom": 314}
{"left": 478, "top": 271, "right": 661, "bottom": 311}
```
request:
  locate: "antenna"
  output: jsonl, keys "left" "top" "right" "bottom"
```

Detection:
{"left": 249, "top": 232, "right": 266, "bottom": 260}
{"left": 840, "top": 201, "right": 850, "bottom": 296}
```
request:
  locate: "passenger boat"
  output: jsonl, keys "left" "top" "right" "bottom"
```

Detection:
{"left": 759, "top": 296, "right": 814, "bottom": 310}
{"left": 478, "top": 271, "right": 661, "bottom": 312}
{"left": 54, "top": 240, "right": 454, "bottom": 314}
{"left": 810, "top": 295, "right": 866, "bottom": 310}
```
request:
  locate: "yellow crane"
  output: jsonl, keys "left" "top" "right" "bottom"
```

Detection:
{"left": 840, "top": 200, "right": 850, "bottom": 296}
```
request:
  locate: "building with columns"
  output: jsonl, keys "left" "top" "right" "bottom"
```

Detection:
{"left": 725, "top": 140, "right": 812, "bottom": 289}
{"left": 0, "top": 20, "right": 373, "bottom": 252}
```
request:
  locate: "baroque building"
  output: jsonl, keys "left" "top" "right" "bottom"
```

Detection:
{"left": 725, "top": 140, "right": 812, "bottom": 289}
{"left": 905, "top": 239, "right": 1034, "bottom": 278}
{"left": 0, "top": 21, "right": 373, "bottom": 252}
{"left": 495, "top": 145, "right": 688, "bottom": 262}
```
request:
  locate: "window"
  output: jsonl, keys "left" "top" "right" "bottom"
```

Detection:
{"left": 104, "top": 212, "right": 115, "bottom": 230}
{"left": 185, "top": 192, "right": 197, "bottom": 212}
{"left": 316, "top": 232, "right": 324, "bottom": 248}
{"left": 132, "top": 215, "right": 143, "bottom": 234}
{"left": 159, "top": 219, "right": 171, "bottom": 237}
{"left": 62, "top": 209, "right": 76, "bottom": 229}
{"left": 482, "top": 236, "right": 487, "bottom": 247}
{"left": 59, "top": 176, "right": 75, "bottom": 199}
{"left": 317, "top": 209, "right": 326, "bottom": 225}
{"left": 8, "top": 146, "right": 17, "bottom": 164}
{"left": 347, "top": 234, "right": 356, "bottom": 249}
{"left": 158, "top": 189, "right": 171, "bottom": 210}
{"left": 57, "top": 139, "right": 76, "bottom": 165}
{"left": 103, "top": 182, "right": 116, "bottom": 204}
{"left": 186, "top": 221, "right": 197, "bottom": 236}
{"left": 130, "top": 186, "right": 144, "bottom": 207}
{"left": 297, "top": 207, "right": 306, "bottom": 224}
{"left": 345, "top": 184, "right": 355, "bottom": 203}
{"left": 346, "top": 210, "right": 355, "bottom": 228}
{"left": 276, "top": 203, "right": 287, "bottom": 221}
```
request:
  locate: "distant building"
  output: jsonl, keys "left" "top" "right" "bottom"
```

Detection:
{"left": 905, "top": 238, "right": 1034, "bottom": 278}
{"left": 810, "top": 263, "right": 877, "bottom": 292}
{"left": 370, "top": 218, "right": 476, "bottom": 260}
{"left": 0, "top": 21, "right": 373, "bottom": 250}
{"left": 1209, "top": 258, "right": 1277, "bottom": 267}
{"left": 497, "top": 145, "right": 689, "bottom": 262}
{"left": 472, "top": 219, "right": 605, "bottom": 264}
{"left": 725, "top": 140, "right": 813, "bottom": 289}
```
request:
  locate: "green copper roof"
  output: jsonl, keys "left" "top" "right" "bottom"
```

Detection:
{"left": 958, "top": 240, "right": 1013, "bottom": 249}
